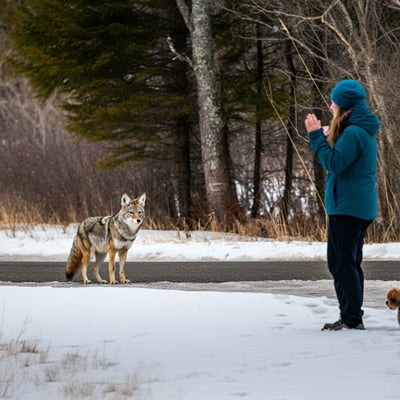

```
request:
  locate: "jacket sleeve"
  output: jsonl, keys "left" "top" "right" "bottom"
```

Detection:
{"left": 308, "top": 127, "right": 361, "bottom": 175}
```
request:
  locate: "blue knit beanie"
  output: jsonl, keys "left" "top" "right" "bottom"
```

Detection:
{"left": 330, "top": 79, "right": 366, "bottom": 109}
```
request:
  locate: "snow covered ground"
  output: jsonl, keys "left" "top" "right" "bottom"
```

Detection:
{"left": 2, "top": 226, "right": 400, "bottom": 262}
{"left": 0, "top": 226, "right": 399, "bottom": 399}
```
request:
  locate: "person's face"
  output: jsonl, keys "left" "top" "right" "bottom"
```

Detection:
{"left": 330, "top": 101, "right": 339, "bottom": 116}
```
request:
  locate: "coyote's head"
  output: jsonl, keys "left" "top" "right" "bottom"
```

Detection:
{"left": 119, "top": 193, "right": 146, "bottom": 228}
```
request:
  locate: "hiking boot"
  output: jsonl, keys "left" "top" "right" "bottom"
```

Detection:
{"left": 322, "top": 320, "right": 365, "bottom": 331}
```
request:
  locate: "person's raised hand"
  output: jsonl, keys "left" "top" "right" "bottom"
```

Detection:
{"left": 304, "top": 113, "right": 322, "bottom": 133}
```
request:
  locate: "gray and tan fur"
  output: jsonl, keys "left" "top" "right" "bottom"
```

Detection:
{"left": 66, "top": 193, "right": 146, "bottom": 284}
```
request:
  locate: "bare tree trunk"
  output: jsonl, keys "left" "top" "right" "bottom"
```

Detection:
{"left": 169, "top": 7, "right": 193, "bottom": 223}
{"left": 311, "top": 57, "right": 327, "bottom": 223}
{"left": 281, "top": 39, "right": 295, "bottom": 224}
{"left": 251, "top": 23, "right": 263, "bottom": 219}
{"left": 176, "top": 0, "right": 240, "bottom": 224}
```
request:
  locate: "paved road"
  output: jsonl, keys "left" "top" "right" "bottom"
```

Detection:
{"left": 0, "top": 260, "right": 399, "bottom": 284}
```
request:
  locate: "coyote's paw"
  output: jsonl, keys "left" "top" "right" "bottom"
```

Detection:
{"left": 120, "top": 278, "right": 131, "bottom": 284}
{"left": 109, "top": 279, "right": 118, "bottom": 284}
{"left": 97, "top": 279, "right": 108, "bottom": 284}
{"left": 83, "top": 279, "right": 92, "bottom": 285}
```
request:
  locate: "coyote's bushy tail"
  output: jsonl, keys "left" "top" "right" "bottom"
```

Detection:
{"left": 65, "top": 237, "right": 83, "bottom": 281}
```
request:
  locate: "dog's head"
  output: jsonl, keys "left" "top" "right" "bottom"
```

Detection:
{"left": 386, "top": 288, "right": 400, "bottom": 310}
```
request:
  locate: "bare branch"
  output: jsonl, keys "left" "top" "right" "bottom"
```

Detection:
{"left": 166, "top": 35, "right": 194, "bottom": 69}
{"left": 388, "top": 0, "right": 400, "bottom": 10}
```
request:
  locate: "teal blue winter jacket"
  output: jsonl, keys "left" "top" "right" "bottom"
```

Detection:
{"left": 308, "top": 101, "right": 380, "bottom": 220}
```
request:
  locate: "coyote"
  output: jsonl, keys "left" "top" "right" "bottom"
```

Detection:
{"left": 65, "top": 193, "right": 146, "bottom": 284}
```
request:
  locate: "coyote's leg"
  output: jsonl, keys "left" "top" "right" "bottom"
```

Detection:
{"left": 81, "top": 252, "right": 91, "bottom": 284}
{"left": 91, "top": 252, "right": 107, "bottom": 284}
{"left": 118, "top": 248, "right": 130, "bottom": 284}
{"left": 108, "top": 247, "right": 118, "bottom": 284}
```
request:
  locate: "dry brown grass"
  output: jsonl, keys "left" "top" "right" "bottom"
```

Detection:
{"left": 0, "top": 201, "right": 66, "bottom": 238}
{"left": 0, "top": 336, "right": 50, "bottom": 397}
{"left": 0, "top": 334, "right": 145, "bottom": 399}
{"left": 0, "top": 199, "right": 399, "bottom": 243}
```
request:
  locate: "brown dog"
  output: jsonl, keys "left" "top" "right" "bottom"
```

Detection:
{"left": 385, "top": 288, "right": 400, "bottom": 326}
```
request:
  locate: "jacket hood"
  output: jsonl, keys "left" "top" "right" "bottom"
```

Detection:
{"left": 344, "top": 100, "right": 380, "bottom": 136}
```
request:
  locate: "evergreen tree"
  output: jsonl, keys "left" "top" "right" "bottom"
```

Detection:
{"left": 6, "top": 0, "right": 189, "bottom": 163}
{"left": 5, "top": 0, "right": 202, "bottom": 221}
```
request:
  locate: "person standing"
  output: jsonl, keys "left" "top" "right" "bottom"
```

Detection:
{"left": 305, "top": 79, "right": 380, "bottom": 330}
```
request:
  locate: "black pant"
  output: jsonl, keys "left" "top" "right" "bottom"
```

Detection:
{"left": 327, "top": 215, "right": 373, "bottom": 327}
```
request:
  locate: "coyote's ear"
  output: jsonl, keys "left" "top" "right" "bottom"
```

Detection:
{"left": 121, "top": 193, "right": 131, "bottom": 206}
{"left": 136, "top": 192, "right": 146, "bottom": 207}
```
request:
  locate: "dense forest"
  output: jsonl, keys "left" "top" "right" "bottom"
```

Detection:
{"left": 1, "top": 0, "right": 400, "bottom": 241}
